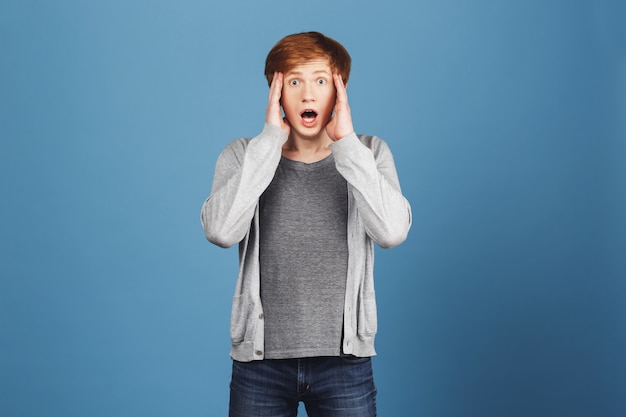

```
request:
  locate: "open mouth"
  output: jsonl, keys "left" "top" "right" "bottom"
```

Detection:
{"left": 300, "top": 109, "right": 318, "bottom": 124}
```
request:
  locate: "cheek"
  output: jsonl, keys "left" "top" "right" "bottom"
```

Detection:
{"left": 281, "top": 98, "right": 302, "bottom": 123}
{"left": 280, "top": 95, "right": 295, "bottom": 113}
{"left": 322, "top": 93, "right": 336, "bottom": 115}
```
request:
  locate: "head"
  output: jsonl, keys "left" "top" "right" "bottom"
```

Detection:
{"left": 264, "top": 32, "right": 351, "bottom": 87}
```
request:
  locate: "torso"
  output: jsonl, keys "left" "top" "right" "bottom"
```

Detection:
{"left": 259, "top": 154, "right": 348, "bottom": 359}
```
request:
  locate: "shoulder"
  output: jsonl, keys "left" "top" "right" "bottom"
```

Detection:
{"left": 356, "top": 134, "right": 386, "bottom": 147}
{"left": 223, "top": 137, "right": 252, "bottom": 153}
{"left": 356, "top": 134, "right": 392, "bottom": 157}
{"left": 217, "top": 137, "right": 252, "bottom": 162}
{"left": 220, "top": 124, "right": 288, "bottom": 159}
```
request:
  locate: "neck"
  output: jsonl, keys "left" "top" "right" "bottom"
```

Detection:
{"left": 282, "top": 132, "right": 333, "bottom": 163}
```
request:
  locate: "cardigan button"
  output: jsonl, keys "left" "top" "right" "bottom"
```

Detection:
{"left": 255, "top": 350, "right": 263, "bottom": 356}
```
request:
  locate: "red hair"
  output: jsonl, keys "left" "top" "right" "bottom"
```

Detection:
{"left": 264, "top": 32, "right": 351, "bottom": 86}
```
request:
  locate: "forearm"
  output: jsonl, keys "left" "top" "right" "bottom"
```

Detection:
{"left": 201, "top": 124, "right": 287, "bottom": 247}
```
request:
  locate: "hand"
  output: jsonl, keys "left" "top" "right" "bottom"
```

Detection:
{"left": 325, "top": 73, "right": 354, "bottom": 141}
{"left": 265, "top": 72, "right": 290, "bottom": 135}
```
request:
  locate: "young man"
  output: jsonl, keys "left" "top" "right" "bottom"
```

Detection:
{"left": 201, "top": 32, "right": 411, "bottom": 417}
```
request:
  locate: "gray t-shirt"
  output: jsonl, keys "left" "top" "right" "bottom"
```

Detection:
{"left": 259, "top": 154, "right": 348, "bottom": 359}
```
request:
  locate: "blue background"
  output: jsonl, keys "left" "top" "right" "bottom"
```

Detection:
{"left": 2, "top": 1, "right": 625, "bottom": 416}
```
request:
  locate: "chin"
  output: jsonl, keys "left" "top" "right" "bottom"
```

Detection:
{"left": 294, "top": 130, "right": 324, "bottom": 140}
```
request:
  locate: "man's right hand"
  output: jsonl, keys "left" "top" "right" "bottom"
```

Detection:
{"left": 265, "top": 72, "right": 290, "bottom": 135}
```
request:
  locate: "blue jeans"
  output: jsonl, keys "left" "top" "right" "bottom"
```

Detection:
{"left": 229, "top": 356, "right": 377, "bottom": 417}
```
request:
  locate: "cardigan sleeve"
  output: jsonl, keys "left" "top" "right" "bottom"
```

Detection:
{"left": 330, "top": 133, "right": 412, "bottom": 248}
{"left": 200, "top": 124, "right": 288, "bottom": 248}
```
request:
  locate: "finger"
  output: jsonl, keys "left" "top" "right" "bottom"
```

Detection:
{"left": 268, "top": 72, "right": 275, "bottom": 101}
{"left": 274, "top": 72, "right": 283, "bottom": 100}
{"left": 333, "top": 73, "right": 348, "bottom": 104}
{"left": 269, "top": 72, "right": 283, "bottom": 104}
{"left": 268, "top": 72, "right": 277, "bottom": 103}
{"left": 333, "top": 73, "right": 346, "bottom": 92}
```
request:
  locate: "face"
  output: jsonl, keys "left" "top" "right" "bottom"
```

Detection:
{"left": 281, "top": 60, "right": 336, "bottom": 140}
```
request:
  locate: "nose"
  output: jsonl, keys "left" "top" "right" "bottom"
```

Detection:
{"left": 302, "top": 82, "right": 315, "bottom": 102}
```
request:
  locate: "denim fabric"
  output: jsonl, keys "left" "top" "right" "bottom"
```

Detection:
{"left": 229, "top": 356, "right": 377, "bottom": 417}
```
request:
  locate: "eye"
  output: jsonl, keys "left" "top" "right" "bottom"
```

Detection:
{"left": 289, "top": 79, "right": 299, "bottom": 86}
{"left": 317, "top": 78, "right": 327, "bottom": 85}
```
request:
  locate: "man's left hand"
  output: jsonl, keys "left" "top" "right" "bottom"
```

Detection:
{"left": 325, "top": 74, "right": 354, "bottom": 141}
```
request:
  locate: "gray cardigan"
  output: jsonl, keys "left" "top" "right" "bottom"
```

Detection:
{"left": 201, "top": 124, "right": 412, "bottom": 362}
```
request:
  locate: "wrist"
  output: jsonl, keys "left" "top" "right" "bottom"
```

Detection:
{"left": 333, "top": 129, "right": 354, "bottom": 141}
